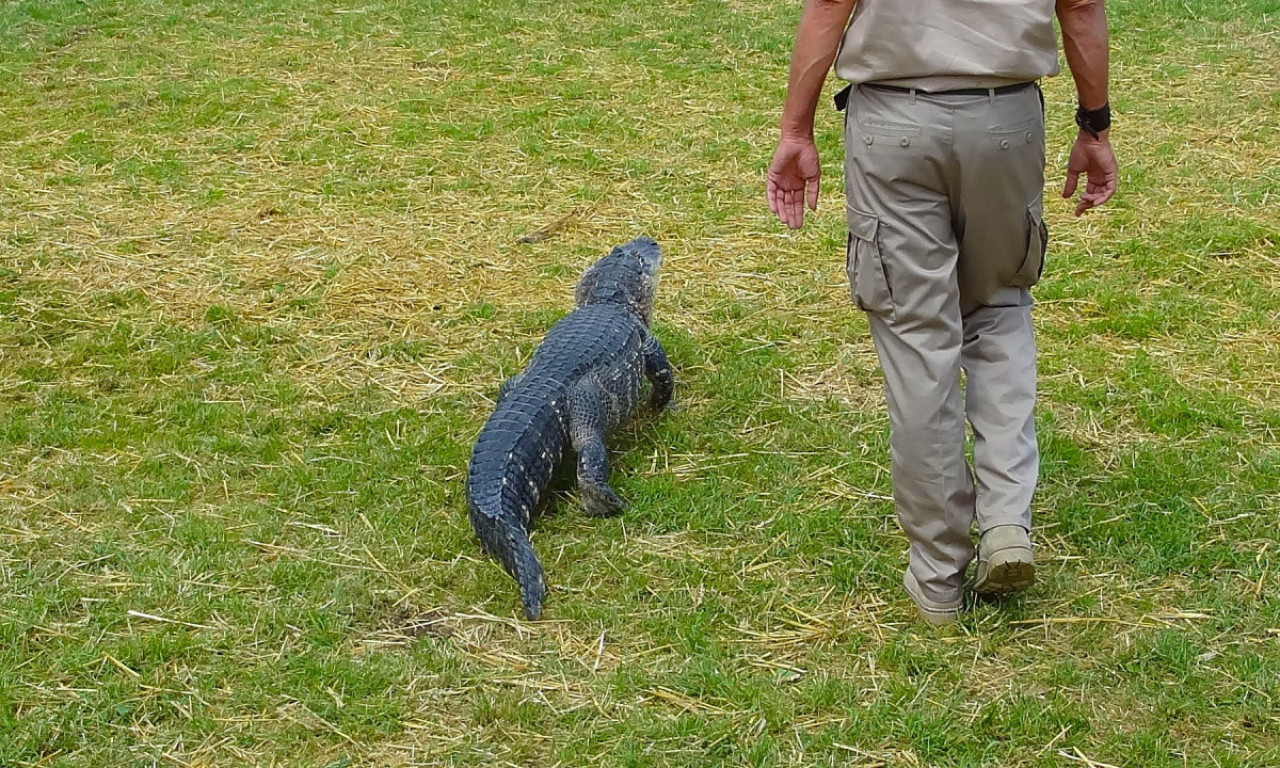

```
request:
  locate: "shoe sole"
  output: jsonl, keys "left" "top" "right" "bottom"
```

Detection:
{"left": 971, "top": 554, "right": 1035, "bottom": 596}
{"left": 915, "top": 604, "right": 960, "bottom": 626}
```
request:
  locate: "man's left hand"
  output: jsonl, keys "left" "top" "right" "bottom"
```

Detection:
{"left": 1063, "top": 132, "right": 1118, "bottom": 216}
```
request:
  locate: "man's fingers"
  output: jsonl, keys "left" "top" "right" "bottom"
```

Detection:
{"left": 1062, "top": 170, "right": 1080, "bottom": 199}
{"left": 1072, "top": 172, "right": 1117, "bottom": 216}
{"left": 769, "top": 181, "right": 793, "bottom": 226}
{"left": 768, "top": 176, "right": 797, "bottom": 227}
{"left": 1094, "top": 177, "right": 1117, "bottom": 207}
{"left": 771, "top": 180, "right": 816, "bottom": 228}
{"left": 1076, "top": 192, "right": 1102, "bottom": 215}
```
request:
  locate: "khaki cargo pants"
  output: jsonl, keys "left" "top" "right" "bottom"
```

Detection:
{"left": 843, "top": 83, "right": 1047, "bottom": 604}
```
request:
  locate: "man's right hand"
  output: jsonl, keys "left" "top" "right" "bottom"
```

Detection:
{"left": 767, "top": 136, "right": 822, "bottom": 229}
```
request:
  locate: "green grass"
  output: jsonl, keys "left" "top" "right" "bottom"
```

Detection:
{"left": 2, "top": 0, "right": 1278, "bottom": 765}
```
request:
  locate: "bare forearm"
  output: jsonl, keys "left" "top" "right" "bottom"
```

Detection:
{"left": 780, "top": 0, "right": 857, "bottom": 139}
{"left": 1056, "top": 0, "right": 1109, "bottom": 110}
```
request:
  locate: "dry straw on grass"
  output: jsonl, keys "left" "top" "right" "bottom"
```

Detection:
{"left": 4, "top": 2, "right": 1280, "bottom": 766}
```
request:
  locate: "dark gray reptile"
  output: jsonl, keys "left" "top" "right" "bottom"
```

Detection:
{"left": 466, "top": 236, "right": 674, "bottom": 620}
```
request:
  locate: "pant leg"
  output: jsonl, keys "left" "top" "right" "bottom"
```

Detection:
{"left": 950, "top": 85, "right": 1047, "bottom": 533}
{"left": 844, "top": 86, "right": 976, "bottom": 601}
{"left": 961, "top": 304, "right": 1038, "bottom": 532}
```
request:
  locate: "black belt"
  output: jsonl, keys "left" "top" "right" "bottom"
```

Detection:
{"left": 834, "top": 81, "right": 1035, "bottom": 111}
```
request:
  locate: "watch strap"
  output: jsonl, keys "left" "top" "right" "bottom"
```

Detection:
{"left": 1075, "top": 102, "right": 1112, "bottom": 139}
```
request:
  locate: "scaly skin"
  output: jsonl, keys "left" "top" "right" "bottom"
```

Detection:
{"left": 466, "top": 237, "right": 674, "bottom": 620}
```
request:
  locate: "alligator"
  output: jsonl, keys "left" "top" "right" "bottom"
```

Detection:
{"left": 466, "top": 236, "right": 674, "bottom": 620}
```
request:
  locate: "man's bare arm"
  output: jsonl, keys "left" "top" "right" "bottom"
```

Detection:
{"left": 1057, "top": 0, "right": 1109, "bottom": 109}
{"left": 1056, "top": 0, "right": 1117, "bottom": 214}
{"left": 779, "top": 0, "right": 858, "bottom": 140}
{"left": 767, "top": 0, "right": 857, "bottom": 228}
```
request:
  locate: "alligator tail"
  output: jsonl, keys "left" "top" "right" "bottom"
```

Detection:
{"left": 469, "top": 506, "right": 546, "bottom": 620}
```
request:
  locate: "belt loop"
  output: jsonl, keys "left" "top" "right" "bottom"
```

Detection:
{"left": 988, "top": 87, "right": 996, "bottom": 107}
{"left": 910, "top": 87, "right": 917, "bottom": 105}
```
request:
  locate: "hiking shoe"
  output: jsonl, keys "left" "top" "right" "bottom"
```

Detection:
{"left": 903, "top": 568, "right": 962, "bottom": 625}
{"left": 970, "top": 525, "right": 1035, "bottom": 596}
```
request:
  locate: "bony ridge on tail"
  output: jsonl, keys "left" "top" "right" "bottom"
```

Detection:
{"left": 465, "top": 236, "right": 675, "bottom": 620}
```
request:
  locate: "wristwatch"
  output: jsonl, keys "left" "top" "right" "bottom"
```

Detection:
{"left": 1075, "top": 102, "right": 1111, "bottom": 139}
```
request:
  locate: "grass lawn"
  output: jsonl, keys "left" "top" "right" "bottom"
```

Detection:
{"left": 1, "top": 0, "right": 1278, "bottom": 765}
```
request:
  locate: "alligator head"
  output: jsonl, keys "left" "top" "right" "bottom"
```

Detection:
{"left": 574, "top": 236, "right": 663, "bottom": 326}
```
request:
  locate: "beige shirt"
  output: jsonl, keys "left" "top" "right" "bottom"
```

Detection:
{"left": 834, "top": 0, "right": 1060, "bottom": 91}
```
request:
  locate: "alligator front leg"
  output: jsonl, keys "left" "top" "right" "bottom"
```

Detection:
{"left": 567, "top": 380, "right": 624, "bottom": 517}
{"left": 642, "top": 334, "right": 674, "bottom": 411}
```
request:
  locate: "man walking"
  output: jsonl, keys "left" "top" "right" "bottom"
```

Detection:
{"left": 767, "top": 0, "right": 1118, "bottom": 624}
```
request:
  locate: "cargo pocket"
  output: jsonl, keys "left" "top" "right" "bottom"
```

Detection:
{"left": 1010, "top": 205, "right": 1049, "bottom": 288}
{"left": 845, "top": 207, "right": 894, "bottom": 315}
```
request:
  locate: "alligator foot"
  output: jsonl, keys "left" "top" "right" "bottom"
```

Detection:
{"left": 568, "top": 383, "right": 625, "bottom": 517}
{"left": 581, "top": 483, "right": 624, "bottom": 517}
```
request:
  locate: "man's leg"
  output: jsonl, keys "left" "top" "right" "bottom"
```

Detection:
{"left": 844, "top": 86, "right": 976, "bottom": 610}
{"left": 961, "top": 302, "right": 1038, "bottom": 594}
{"left": 951, "top": 86, "right": 1047, "bottom": 593}
{"left": 961, "top": 304, "right": 1037, "bottom": 533}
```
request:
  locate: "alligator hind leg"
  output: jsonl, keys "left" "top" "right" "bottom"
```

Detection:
{"left": 567, "top": 381, "right": 624, "bottom": 516}
{"left": 497, "top": 372, "right": 526, "bottom": 404}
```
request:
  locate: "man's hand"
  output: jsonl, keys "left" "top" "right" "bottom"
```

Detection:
{"left": 1062, "top": 133, "right": 1117, "bottom": 216}
{"left": 767, "top": 136, "right": 821, "bottom": 229}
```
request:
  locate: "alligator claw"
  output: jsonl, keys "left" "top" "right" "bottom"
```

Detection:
{"left": 581, "top": 485, "right": 625, "bottom": 517}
